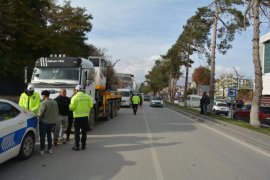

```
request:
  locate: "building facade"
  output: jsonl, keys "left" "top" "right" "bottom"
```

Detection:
{"left": 260, "top": 33, "right": 270, "bottom": 95}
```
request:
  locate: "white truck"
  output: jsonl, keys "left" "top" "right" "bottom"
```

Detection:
{"left": 26, "top": 56, "right": 121, "bottom": 130}
{"left": 117, "top": 88, "right": 132, "bottom": 107}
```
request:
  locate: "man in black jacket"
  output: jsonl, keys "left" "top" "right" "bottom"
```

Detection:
{"left": 54, "top": 88, "right": 70, "bottom": 145}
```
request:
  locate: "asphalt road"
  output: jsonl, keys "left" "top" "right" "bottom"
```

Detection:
{"left": 1, "top": 102, "right": 270, "bottom": 180}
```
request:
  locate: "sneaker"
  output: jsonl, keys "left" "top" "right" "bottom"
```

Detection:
{"left": 48, "top": 149, "right": 53, "bottom": 154}
{"left": 40, "top": 151, "right": 44, "bottom": 156}
{"left": 72, "top": 146, "right": 79, "bottom": 151}
{"left": 82, "top": 146, "right": 86, "bottom": 150}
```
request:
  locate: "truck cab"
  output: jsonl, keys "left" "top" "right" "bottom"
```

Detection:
{"left": 31, "top": 56, "right": 95, "bottom": 99}
{"left": 117, "top": 88, "right": 132, "bottom": 107}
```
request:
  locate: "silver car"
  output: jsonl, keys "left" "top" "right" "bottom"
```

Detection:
{"left": 150, "top": 97, "right": 164, "bottom": 107}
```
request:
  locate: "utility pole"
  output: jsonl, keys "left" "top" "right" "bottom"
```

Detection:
{"left": 233, "top": 67, "right": 244, "bottom": 89}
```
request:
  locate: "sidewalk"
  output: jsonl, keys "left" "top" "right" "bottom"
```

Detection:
{"left": 166, "top": 103, "right": 270, "bottom": 153}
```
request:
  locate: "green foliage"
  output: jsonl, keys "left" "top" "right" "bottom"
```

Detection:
{"left": 167, "top": 7, "right": 213, "bottom": 68}
{"left": 186, "top": 87, "right": 197, "bottom": 96}
{"left": 0, "top": 0, "right": 98, "bottom": 79}
{"left": 145, "top": 58, "right": 170, "bottom": 94}
{"left": 210, "top": 0, "right": 247, "bottom": 54}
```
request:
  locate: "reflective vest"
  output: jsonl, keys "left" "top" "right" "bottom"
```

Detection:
{"left": 132, "top": 95, "right": 141, "bottom": 105}
{"left": 69, "top": 91, "right": 93, "bottom": 118}
{"left": 19, "top": 92, "right": 41, "bottom": 115}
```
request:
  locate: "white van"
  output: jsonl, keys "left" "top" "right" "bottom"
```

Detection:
{"left": 186, "top": 94, "right": 201, "bottom": 107}
{"left": 117, "top": 88, "right": 131, "bottom": 107}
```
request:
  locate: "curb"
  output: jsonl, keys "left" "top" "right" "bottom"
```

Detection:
{"left": 166, "top": 104, "right": 270, "bottom": 153}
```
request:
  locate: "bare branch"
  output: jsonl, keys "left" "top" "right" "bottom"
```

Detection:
{"left": 208, "top": 1, "right": 215, "bottom": 9}
{"left": 262, "top": 0, "right": 270, "bottom": 7}
{"left": 218, "top": 16, "right": 228, "bottom": 29}
{"left": 259, "top": 4, "right": 268, "bottom": 17}
{"left": 244, "top": 0, "right": 253, "bottom": 29}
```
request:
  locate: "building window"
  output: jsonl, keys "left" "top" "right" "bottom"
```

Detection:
{"left": 264, "top": 41, "right": 270, "bottom": 73}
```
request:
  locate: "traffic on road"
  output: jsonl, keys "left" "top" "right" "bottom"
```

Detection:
{"left": 1, "top": 102, "right": 270, "bottom": 180}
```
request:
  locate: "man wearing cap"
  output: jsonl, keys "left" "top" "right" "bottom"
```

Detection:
{"left": 69, "top": 85, "right": 93, "bottom": 151}
{"left": 19, "top": 83, "right": 41, "bottom": 115}
{"left": 39, "top": 90, "right": 59, "bottom": 155}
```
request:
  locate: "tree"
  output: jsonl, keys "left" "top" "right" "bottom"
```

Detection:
{"left": 0, "top": 0, "right": 51, "bottom": 78}
{"left": 208, "top": 0, "right": 247, "bottom": 110}
{"left": 215, "top": 73, "right": 236, "bottom": 98}
{"left": 0, "top": 0, "right": 96, "bottom": 79}
{"left": 192, "top": 66, "right": 211, "bottom": 86}
{"left": 45, "top": 1, "right": 93, "bottom": 57}
{"left": 166, "top": 7, "right": 213, "bottom": 103}
{"left": 138, "top": 82, "right": 146, "bottom": 93}
{"left": 245, "top": 0, "right": 270, "bottom": 126}
{"left": 145, "top": 58, "right": 170, "bottom": 96}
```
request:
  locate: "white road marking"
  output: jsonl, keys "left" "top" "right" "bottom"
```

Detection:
{"left": 143, "top": 110, "right": 165, "bottom": 180}
{"left": 167, "top": 108, "right": 270, "bottom": 158}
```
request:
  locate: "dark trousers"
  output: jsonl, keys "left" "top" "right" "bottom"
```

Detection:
{"left": 74, "top": 117, "right": 88, "bottom": 148}
{"left": 200, "top": 104, "right": 203, "bottom": 114}
{"left": 132, "top": 104, "right": 138, "bottom": 115}
{"left": 39, "top": 121, "right": 54, "bottom": 151}
{"left": 66, "top": 115, "right": 74, "bottom": 140}
{"left": 203, "top": 104, "right": 208, "bottom": 115}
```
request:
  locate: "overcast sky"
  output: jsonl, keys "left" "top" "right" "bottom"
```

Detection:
{"left": 65, "top": 0, "right": 268, "bottom": 85}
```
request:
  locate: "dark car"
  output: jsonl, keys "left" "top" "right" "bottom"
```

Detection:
{"left": 233, "top": 105, "right": 270, "bottom": 125}
{"left": 144, "top": 95, "right": 151, "bottom": 101}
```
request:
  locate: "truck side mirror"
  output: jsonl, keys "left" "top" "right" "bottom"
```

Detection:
{"left": 83, "top": 70, "right": 88, "bottom": 86}
{"left": 24, "top": 66, "right": 28, "bottom": 84}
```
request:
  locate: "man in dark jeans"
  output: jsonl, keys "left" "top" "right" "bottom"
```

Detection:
{"left": 39, "top": 90, "right": 59, "bottom": 155}
{"left": 201, "top": 92, "right": 210, "bottom": 115}
{"left": 131, "top": 93, "right": 140, "bottom": 115}
{"left": 65, "top": 111, "right": 73, "bottom": 142}
{"left": 200, "top": 98, "right": 204, "bottom": 114}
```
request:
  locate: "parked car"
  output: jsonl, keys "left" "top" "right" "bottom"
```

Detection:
{"left": 144, "top": 95, "right": 151, "bottom": 101}
{"left": 150, "top": 97, "right": 164, "bottom": 107}
{"left": 233, "top": 105, "right": 270, "bottom": 125}
{"left": 0, "top": 99, "right": 38, "bottom": 164}
{"left": 212, "top": 102, "right": 230, "bottom": 116}
{"left": 186, "top": 94, "right": 201, "bottom": 107}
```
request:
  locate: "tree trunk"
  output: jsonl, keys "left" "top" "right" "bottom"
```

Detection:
{"left": 172, "top": 78, "right": 177, "bottom": 101}
{"left": 184, "top": 43, "right": 191, "bottom": 107}
{"left": 250, "top": 0, "right": 262, "bottom": 127}
{"left": 184, "top": 64, "right": 189, "bottom": 107}
{"left": 169, "top": 71, "right": 172, "bottom": 102}
{"left": 209, "top": 0, "right": 219, "bottom": 110}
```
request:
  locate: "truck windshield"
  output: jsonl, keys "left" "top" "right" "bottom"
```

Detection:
{"left": 32, "top": 68, "right": 79, "bottom": 81}
{"left": 120, "top": 92, "right": 130, "bottom": 97}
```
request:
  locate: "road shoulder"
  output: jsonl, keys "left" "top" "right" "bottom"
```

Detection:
{"left": 166, "top": 104, "right": 270, "bottom": 153}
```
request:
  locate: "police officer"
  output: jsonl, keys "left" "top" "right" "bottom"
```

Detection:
{"left": 69, "top": 85, "right": 93, "bottom": 151}
{"left": 19, "top": 83, "right": 41, "bottom": 115}
{"left": 131, "top": 93, "right": 140, "bottom": 115}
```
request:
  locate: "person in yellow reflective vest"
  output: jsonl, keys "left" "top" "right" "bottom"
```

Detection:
{"left": 131, "top": 93, "right": 140, "bottom": 115}
{"left": 19, "top": 84, "right": 41, "bottom": 115}
{"left": 69, "top": 85, "right": 93, "bottom": 151}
